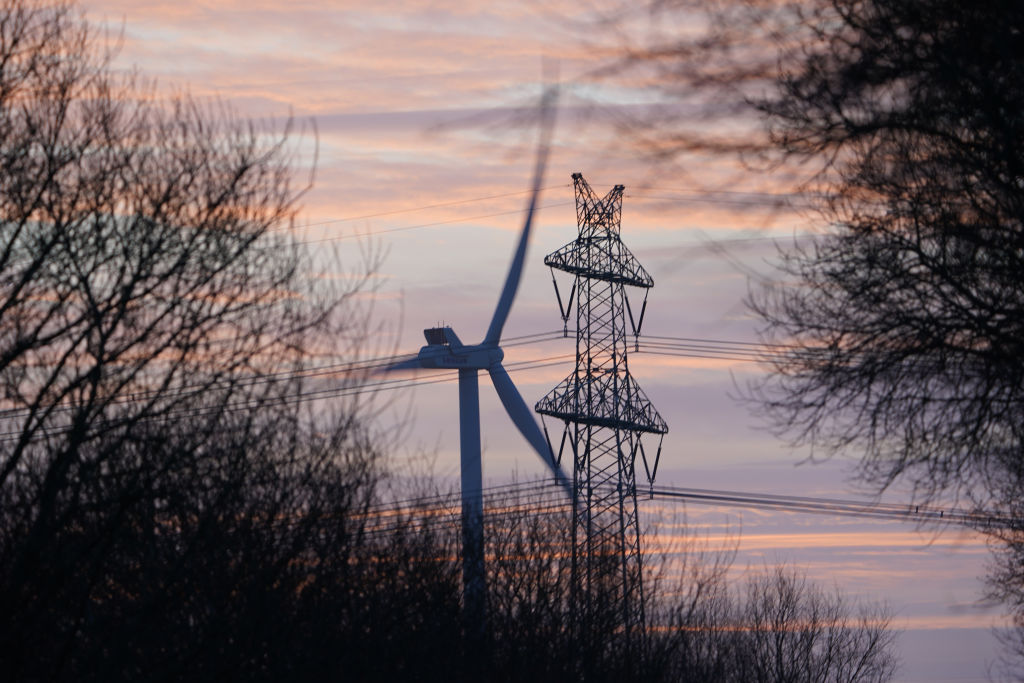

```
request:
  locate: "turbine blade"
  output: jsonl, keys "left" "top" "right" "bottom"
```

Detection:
{"left": 488, "top": 362, "right": 573, "bottom": 499}
{"left": 483, "top": 87, "right": 558, "bottom": 345}
{"left": 376, "top": 356, "right": 424, "bottom": 374}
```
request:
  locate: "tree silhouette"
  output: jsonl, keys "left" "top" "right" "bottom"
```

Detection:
{"left": 603, "top": 0, "right": 1024, "bottom": 669}
{"left": 740, "top": 1, "right": 1024, "bottom": 660}
{"left": 617, "top": 0, "right": 1024, "bottom": 507}
{"left": 0, "top": 1, "right": 380, "bottom": 678}
{"left": 745, "top": 0, "right": 1024, "bottom": 509}
{"left": 359, "top": 487, "right": 897, "bottom": 683}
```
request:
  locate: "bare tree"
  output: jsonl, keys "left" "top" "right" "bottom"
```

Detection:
{"left": 602, "top": 0, "right": 1024, "bottom": 668}
{"left": 417, "top": 486, "right": 895, "bottom": 683}
{"left": 611, "top": 0, "right": 1024, "bottom": 508}
{"left": 744, "top": 0, "right": 1024, "bottom": 510}
{"left": 738, "top": 0, "right": 1024, "bottom": 655}
{"left": 649, "top": 565, "right": 896, "bottom": 683}
{"left": 0, "top": 1, "right": 383, "bottom": 679}
{"left": 730, "top": 569, "right": 896, "bottom": 683}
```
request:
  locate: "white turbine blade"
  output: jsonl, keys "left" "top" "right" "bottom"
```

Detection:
{"left": 376, "top": 356, "right": 424, "bottom": 374}
{"left": 483, "top": 88, "right": 558, "bottom": 345}
{"left": 487, "top": 363, "right": 573, "bottom": 499}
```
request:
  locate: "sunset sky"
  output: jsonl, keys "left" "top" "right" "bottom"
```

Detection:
{"left": 82, "top": 1, "right": 1007, "bottom": 679}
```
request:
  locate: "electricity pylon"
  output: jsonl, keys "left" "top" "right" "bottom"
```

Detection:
{"left": 536, "top": 173, "right": 668, "bottom": 645}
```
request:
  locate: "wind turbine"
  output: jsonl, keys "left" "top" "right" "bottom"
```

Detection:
{"left": 381, "top": 92, "right": 571, "bottom": 634}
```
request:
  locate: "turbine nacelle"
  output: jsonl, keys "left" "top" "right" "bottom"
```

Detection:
{"left": 417, "top": 327, "right": 503, "bottom": 370}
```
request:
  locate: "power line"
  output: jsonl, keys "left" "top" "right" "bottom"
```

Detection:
{"left": 633, "top": 339, "right": 818, "bottom": 365}
{"left": 0, "top": 327, "right": 849, "bottom": 440}
{"left": 301, "top": 184, "right": 571, "bottom": 227}
{"left": 0, "top": 325, "right": 967, "bottom": 430}
{"left": 276, "top": 182, "right": 832, "bottom": 246}
{"left": 0, "top": 330, "right": 569, "bottom": 424}
{"left": 646, "top": 484, "right": 1016, "bottom": 528}
{"left": 631, "top": 334, "right": 979, "bottom": 370}
{"left": 1, "top": 326, "right": 988, "bottom": 445}
{"left": 0, "top": 352, "right": 576, "bottom": 444}
{"left": 638, "top": 186, "right": 829, "bottom": 200}
{"left": 0, "top": 186, "right": 577, "bottom": 271}
{"left": 627, "top": 193, "right": 817, "bottom": 210}
{"left": 296, "top": 200, "right": 576, "bottom": 245}
{"left": 294, "top": 182, "right": 820, "bottom": 235}
{"left": 0, "top": 195, "right": 826, "bottom": 276}
{"left": 283, "top": 477, "right": 1018, "bottom": 534}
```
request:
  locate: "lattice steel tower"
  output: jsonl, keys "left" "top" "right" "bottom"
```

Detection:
{"left": 536, "top": 173, "right": 668, "bottom": 642}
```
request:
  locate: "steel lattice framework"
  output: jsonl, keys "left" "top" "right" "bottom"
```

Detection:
{"left": 536, "top": 173, "right": 668, "bottom": 644}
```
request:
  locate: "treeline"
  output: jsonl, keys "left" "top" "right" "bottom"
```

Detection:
{"left": 5, "top": 463, "right": 897, "bottom": 683}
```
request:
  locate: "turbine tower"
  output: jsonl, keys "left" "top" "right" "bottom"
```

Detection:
{"left": 536, "top": 173, "right": 667, "bottom": 645}
{"left": 381, "top": 95, "right": 571, "bottom": 638}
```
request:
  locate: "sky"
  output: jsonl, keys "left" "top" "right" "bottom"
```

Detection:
{"left": 82, "top": 1, "right": 1009, "bottom": 680}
